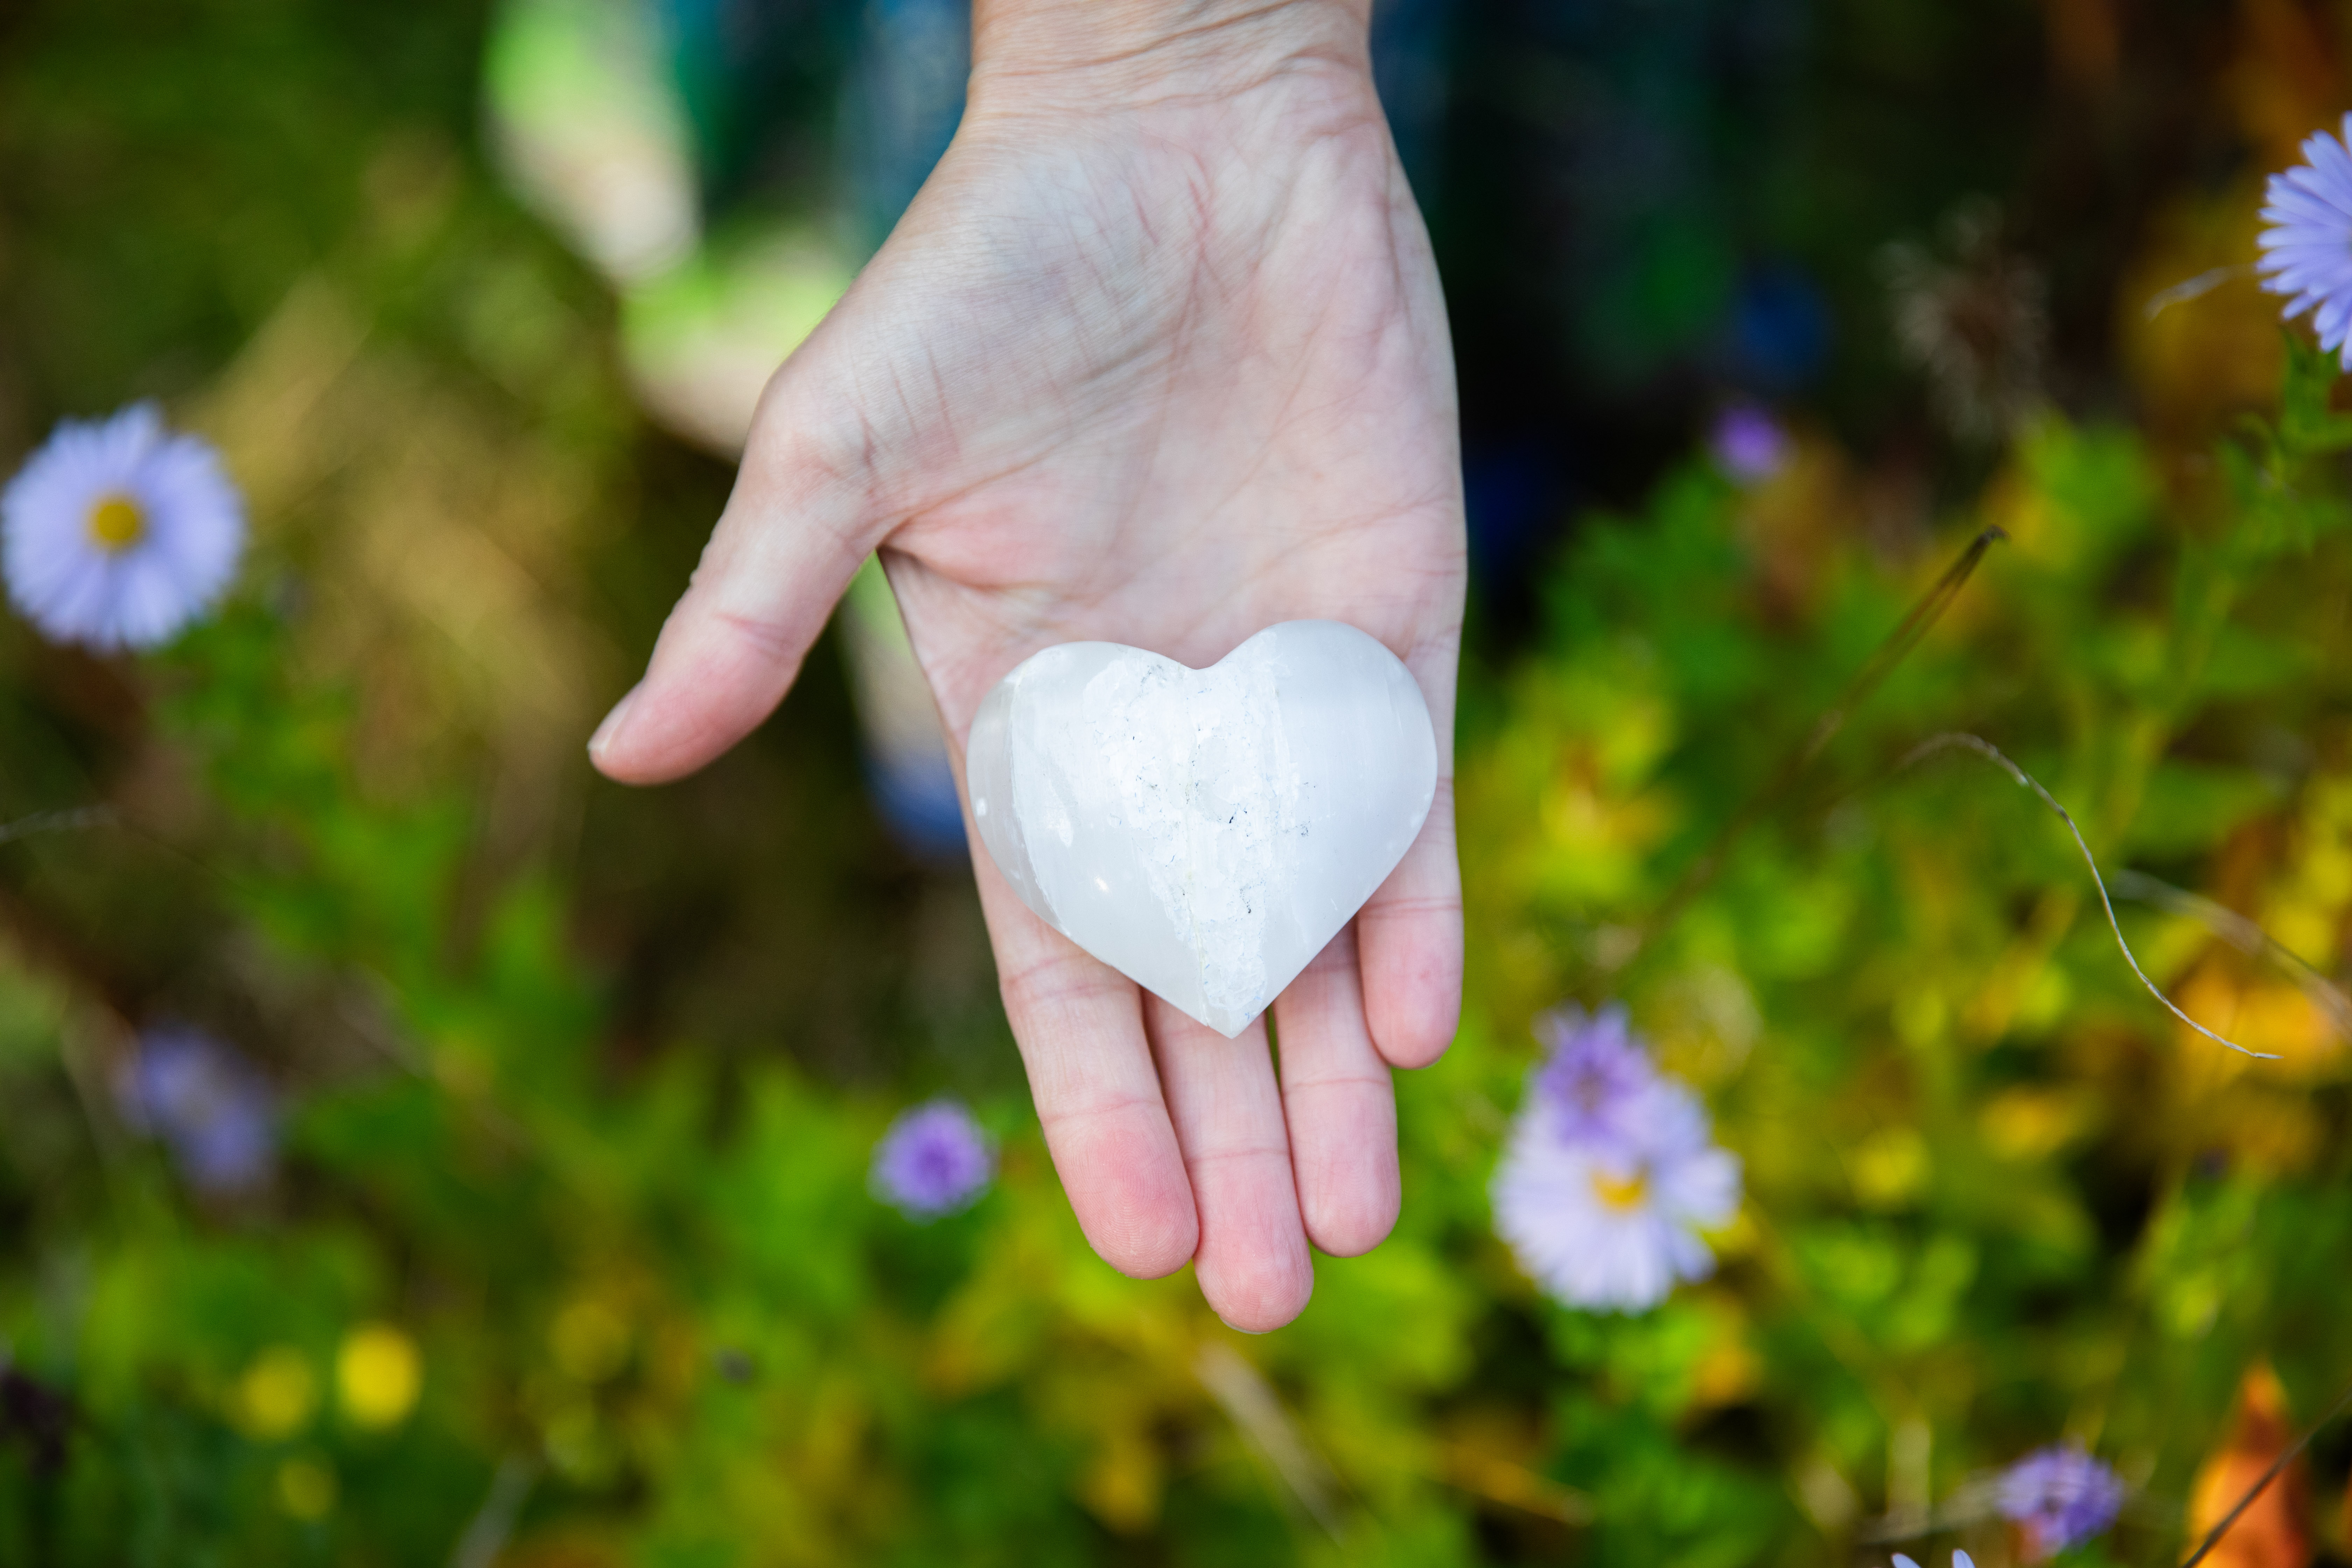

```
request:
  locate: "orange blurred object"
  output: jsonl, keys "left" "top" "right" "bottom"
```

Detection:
{"left": 2185, "top": 1364, "right": 2312, "bottom": 1568}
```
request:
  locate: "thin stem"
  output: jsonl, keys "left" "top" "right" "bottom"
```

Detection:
{"left": 1895, "top": 733, "right": 2274, "bottom": 1059}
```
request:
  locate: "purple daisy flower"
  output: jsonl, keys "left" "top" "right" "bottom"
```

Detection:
{"left": 1708, "top": 404, "right": 1792, "bottom": 484}
{"left": 1996, "top": 1444, "right": 2124, "bottom": 1560}
{"left": 1531, "top": 1004, "right": 1655, "bottom": 1154}
{"left": 1893, "top": 1555, "right": 1974, "bottom": 1568}
{"left": 112, "top": 1027, "right": 276, "bottom": 1194}
{"left": 1, "top": 403, "right": 244, "bottom": 651}
{"left": 2259, "top": 114, "right": 2352, "bottom": 369}
{"left": 1493, "top": 1070, "right": 1742, "bottom": 1313}
{"left": 871, "top": 1099, "right": 994, "bottom": 1220}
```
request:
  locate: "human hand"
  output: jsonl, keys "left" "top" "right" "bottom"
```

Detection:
{"left": 589, "top": 0, "right": 1464, "bottom": 1331}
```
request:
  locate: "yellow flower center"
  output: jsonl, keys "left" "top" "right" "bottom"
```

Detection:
{"left": 86, "top": 492, "right": 146, "bottom": 552}
{"left": 1592, "top": 1168, "right": 1649, "bottom": 1211}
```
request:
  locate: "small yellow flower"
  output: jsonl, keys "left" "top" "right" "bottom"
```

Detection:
{"left": 1853, "top": 1126, "right": 1931, "bottom": 1208}
{"left": 337, "top": 1323, "right": 421, "bottom": 1429}
{"left": 551, "top": 1299, "right": 630, "bottom": 1384}
{"left": 234, "top": 1346, "right": 317, "bottom": 1441}
{"left": 276, "top": 1455, "right": 337, "bottom": 1519}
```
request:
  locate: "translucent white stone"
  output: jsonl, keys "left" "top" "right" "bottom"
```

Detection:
{"left": 966, "top": 621, "right": 1438, "bottom": 1037}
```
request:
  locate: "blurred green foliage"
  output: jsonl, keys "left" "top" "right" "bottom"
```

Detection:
{"left": 7, "top": 1, "right": 2352, "bottom": 1566}
{"left": 10, "top": 368, "right": 2352, "bottom": 1563}
{"left": 1457, "top": 342, "right": 2352, "bottom": 1564}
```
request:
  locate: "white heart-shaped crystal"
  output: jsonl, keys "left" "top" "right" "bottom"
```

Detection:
{"left": 966, "top": 620, "right": 1437, "bottom": 1038}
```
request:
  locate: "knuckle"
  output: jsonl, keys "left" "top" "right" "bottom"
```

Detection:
{"left": 707, "top": 607, "right": 804, "bottom": 666}
{"left": 1001, "top": 950, "right": 1128, "bottom": 1017}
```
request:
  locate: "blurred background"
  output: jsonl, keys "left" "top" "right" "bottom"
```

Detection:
{"left": 4, "top": 0, "right": 2352, "bottom": 1563}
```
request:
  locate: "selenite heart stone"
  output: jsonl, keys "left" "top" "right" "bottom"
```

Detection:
{"left": 966, "top": 620, "right": 1438, "bottom": 1037}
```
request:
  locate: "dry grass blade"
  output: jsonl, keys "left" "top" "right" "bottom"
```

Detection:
{"left": 447, "top": 1453, "right": 538, "bottom": 1568}
{"left": 0, "top": 805, "right": 115, "bottom": 848}
{"left": 2107, "top": 869, "right": 2352, "bottom": 1041}
{"left": 2144, "top": 264, "right": 2259, "bottom": 320}
{"left": 1896, "top": 733, "right": 2275, "bottom": 1059}
{"left": 1637, "top": 526, "right": 2007, "bottom": 958}
{"left": 1196, "top": 1342, "right": 1345, "bottom": 1542}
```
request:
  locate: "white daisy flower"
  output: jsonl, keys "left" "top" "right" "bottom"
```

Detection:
{"left": 1493, "top": 1063, "right": 1741, "bottom": 1314}
{"left": 2, "top": 402, "right": 245, "bottom": 651}
{"left": 2258, "top": 113, "right": 2352, "bottom": 367}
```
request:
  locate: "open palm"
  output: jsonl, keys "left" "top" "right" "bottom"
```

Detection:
{"left": 590, "top": 18, "right": 1464, "bottom": 1331}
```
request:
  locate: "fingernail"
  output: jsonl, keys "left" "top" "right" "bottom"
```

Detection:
{"left": 588, "top": 682, "right": 642, "bottom": 762}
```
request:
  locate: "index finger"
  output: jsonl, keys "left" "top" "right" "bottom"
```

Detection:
{"left": 967, "top": 842, "right": 1200, "bottom": 1278}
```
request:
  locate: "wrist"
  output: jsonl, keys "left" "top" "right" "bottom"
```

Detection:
{"left": 967, "top": 0, "right": 1373, "bottom": 114}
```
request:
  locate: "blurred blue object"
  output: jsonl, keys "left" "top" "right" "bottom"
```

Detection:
{"left": 841, "top": 557, "right": 966, "bottom": 860}
{"left": 1726, "top": 263, "right": 1830, "bottom": 392}
{"left": 863, "top": 750, "right": 967, "bottom": 859}
{"left": 1463, "top": 436, "right": 1567, "bottom": 585}
{"left": 1372, "top": 0, "right": 1454, "bottom": 200}
{"left": 112, "top": 1026, "right": 276, "bottom": 1195}
{"left": 841, "top": 0, "right": 971, "bottom": 254}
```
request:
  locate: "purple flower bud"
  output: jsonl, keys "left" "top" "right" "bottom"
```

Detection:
{"left": 1996, "top": 1444, "right": 2124, "bottom": 1559}
{"left": 1532, "top": 1004, "right": 1653, "bottom": 1153}
{"left": 871, "top": 1100, "right": 993, "bottom": 1220}
{"left": 1708, "top": 404, "right": 1792, "bottom": 484}
{"left": 113, "top": 1027, "right": 276, "bottom": 1194}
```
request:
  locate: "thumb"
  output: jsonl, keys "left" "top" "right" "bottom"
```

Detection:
{"left": 588, "top": 319, "right": 907, "bottom": 785}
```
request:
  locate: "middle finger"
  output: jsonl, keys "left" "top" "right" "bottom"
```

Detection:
{"left": 1148, "top": 994, "right": 1314, "bottom": 1332}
